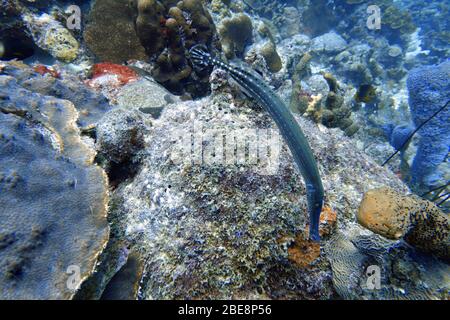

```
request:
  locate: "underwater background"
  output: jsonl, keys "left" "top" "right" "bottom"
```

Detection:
{"left": 0, "top": 0, "right": 449, "bottom": 300}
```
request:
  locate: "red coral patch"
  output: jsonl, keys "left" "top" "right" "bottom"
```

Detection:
{"left": 91, "top": 63, "right": 138, "bottom": 85}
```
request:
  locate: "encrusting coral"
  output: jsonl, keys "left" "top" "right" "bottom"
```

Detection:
{"left": 0, "top": 74, "right": 109, "bottom": 299}
{"left": 1, "top": 60, "right": 113, "bottom": 130}
{"left": 358, "top": 187, "right": 449, "bottom": 262}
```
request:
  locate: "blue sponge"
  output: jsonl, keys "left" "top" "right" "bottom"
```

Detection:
{"left": 407, "top": 60, "right": 450, "bottom": 187}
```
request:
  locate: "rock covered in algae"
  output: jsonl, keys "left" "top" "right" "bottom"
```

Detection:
{"left": 96, "top": 107, "right": 147, "bottom": 164}
{"left": 23, "top": 12, "right": 79, "bottom": 62}
{"left": 116, "top": 79, "right": 180, "bottom": 118}
{"left": 0, "top": 75, "right": 109, "bottom": 299}
{"left": 102, "top": 70, "right": 409, "bottom": 299}
{"left": 358, "top": 187, "right": 449, "bottom": 262}
{"left": 311, "top": 32, "right": 347, "bottom": 54}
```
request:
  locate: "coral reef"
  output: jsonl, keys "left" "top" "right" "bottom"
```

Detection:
{"left": 1, "top": 0, "right": 448, "bottom": 301}
{"left": 407, "top": 61, "right": 450, "bottom": 190}
{"left": 382, "top": 3, "right": 416, "bottom": 35}
{"left": 92, "top": 68, "right": 410, "bottom": 299}
{"left": 403, "top": 0, "right": 450, "bottom": 61}
{"left": 358, "top": 187, "right": 449, "bottom": 261}
{"left": 84, "top": 0, "right": 218, "bottom": 97}
{"left": 241, "top": 0, "right": 291, "bottom": 38}
{"left": 0, "top": 74, "right": 109, "bottom": 299}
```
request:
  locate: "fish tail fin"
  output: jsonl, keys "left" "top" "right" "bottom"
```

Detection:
{"left": 307, "top": 184, "right": 324, "bottom": 242}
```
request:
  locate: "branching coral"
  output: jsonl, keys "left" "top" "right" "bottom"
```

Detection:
{"left": 218, "top": 13, "right": 253, "bottom": 59}
{"left": 84, "top": 0, "right": 218, "bottom": 97}
{"left": 132, "top": 0, "right": 218, "bottom": 96}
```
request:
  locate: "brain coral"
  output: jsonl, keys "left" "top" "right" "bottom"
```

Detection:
{"left": 407, "top": 60, "right": 450, "bottom": 190}
{"left": 84, "top": 0, "right": 148, "bottom": 63}
{"left": 325, "top": 229, "right": 450, "bottom": 300}
{"left": 0, "top": 75, "right": 109, "bottom": 299}
{"left": 128, "top": 0, "right": 219, "bottom": 96}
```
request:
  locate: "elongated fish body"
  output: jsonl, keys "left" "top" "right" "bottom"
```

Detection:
{"left": 190, "top": 45, "right": 324, "bottom": 241}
